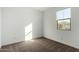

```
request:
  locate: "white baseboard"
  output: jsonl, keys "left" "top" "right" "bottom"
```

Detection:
{"left": 44, "top": 36, "right": 79, "bottom": 49}
{"left": 1, "top": 40, "right": 25, "bottom": 47}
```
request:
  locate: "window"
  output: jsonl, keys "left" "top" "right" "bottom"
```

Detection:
{"left": 56, "top": 8, "right": 71, "bottom": 31}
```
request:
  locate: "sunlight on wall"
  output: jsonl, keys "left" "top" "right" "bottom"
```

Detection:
{"left": 25, "top": 23, "right": 32, "bottom": 41}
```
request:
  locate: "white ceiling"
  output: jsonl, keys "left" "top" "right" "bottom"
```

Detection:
{"left": 33, "top": 7, "right": 49, "bottom": 11}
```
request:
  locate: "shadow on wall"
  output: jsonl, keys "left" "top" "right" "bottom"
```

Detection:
{"left": 25, "top": 23, "right": 32, "bottom": 41}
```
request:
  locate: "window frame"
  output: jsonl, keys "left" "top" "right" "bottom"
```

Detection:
{"left": 56, "top": 8, "right": 71, "bottom": 31}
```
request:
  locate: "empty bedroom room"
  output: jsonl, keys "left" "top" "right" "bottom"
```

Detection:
{"left": 0, "top": 7, "right": 79, "bottom": 52}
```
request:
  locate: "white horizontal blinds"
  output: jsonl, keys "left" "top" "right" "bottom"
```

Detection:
{"left": 63, "top": 8, "right": 71, "bottom": 19}
{"left": 56, "top": 8, "right": 71, "bottom": 20}
{"left": 56, "top": 10, "right": 64, "bottom": 20}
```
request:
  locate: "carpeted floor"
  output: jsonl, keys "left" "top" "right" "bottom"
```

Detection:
{"left": 0, "top": 37, "right": 79, "bottom": 52}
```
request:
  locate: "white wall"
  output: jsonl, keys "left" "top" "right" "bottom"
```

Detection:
{"left": 0, "top": 8, "right": 2, "bottom": 47}
{"left": 1, "top": 7, "right": 43, "bottom": 46}
{"left": 43, "top": 7, "right": 79, "bottom": 49}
